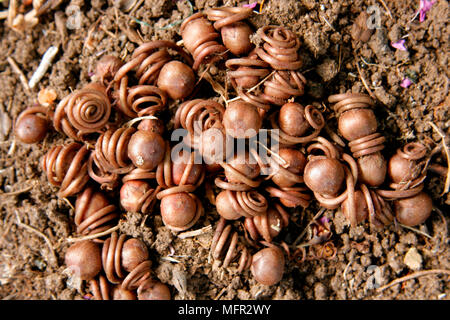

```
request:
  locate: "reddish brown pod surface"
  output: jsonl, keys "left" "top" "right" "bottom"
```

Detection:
{"left": 159, "top": 192, "right": 203, "bottom": 232}
{"left": 137, "top": 279, "right": 171, "bottom": 300}
{"left": 395, "top": 192, "right": 433, "bottom": 227}
{"left": 223, "top": 100, "right": 262, "bottom": 139}
{"left": 180, "top": 12, "right": 227, "bottom": 70}
{"left": 205, "top": 7, "right": 254, "bottom": 56}
{"left": 157, "top": 61, "right": 195, "bottom": 100}
{"left": 120, "top": 180, "right": 159, "bottom": 214}
{"left": 127, "top": 130, "right": 165, "bottom": 170}
{"left": 15, "top": 106, "right": 50, "bottom": 144}
{"left": 250, "top": 246, "right": 285, "bottom": 286}
{"left": 65, "top": 240, "right": 102, "bottom": 281}
{"left": 304, "top": 158, "right": 345, "bottom": 197}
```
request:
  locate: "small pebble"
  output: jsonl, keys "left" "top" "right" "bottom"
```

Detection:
{"left": 404, "top": 247, "right": 423, "bottom": 271}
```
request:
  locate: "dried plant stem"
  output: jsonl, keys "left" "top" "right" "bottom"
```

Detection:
{"left": 7, "top": 56, "right": 30, "bottom": 92}
{"left": 66, "top": 225, "right": 120, "bottom": 242}
{"left": 399, "top": 223, "right": 432, "bottom": 239}
{"left": 293, "top": 208, "right": 326, "bottom": 247}
{"left": 0, "top": 184, "right": 34, "bottom": 196}
{"left": 178, "top": 225, "right": 212, "bottom": 239}
{"left": 378, "top": 0, "right": 393, "bottom": 19}
{"left": 356, "top": 61, "right": 376, "bottom": 100}
{"left": 376, "top": 269, "right": 450, "bottom": 293}
{"left": 433, "top": 206, "right": 448, "bottom": 248}
{"left": 14, "top": 211, "right": 58, "bottom": 267}
{"left": 429, "top": 122, "right": 450, "bottom": 194}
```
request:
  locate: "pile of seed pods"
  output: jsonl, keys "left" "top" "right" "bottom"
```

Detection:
{"left": 14, "top": 6, "right": 443, "bottom": 298}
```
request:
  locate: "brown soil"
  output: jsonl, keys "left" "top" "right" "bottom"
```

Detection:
{"left": 0, "top": 0, "right": 449, "bottom": 300}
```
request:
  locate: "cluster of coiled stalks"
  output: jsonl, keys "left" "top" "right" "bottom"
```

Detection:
{"left": 14, "top": 5, "right": 446, "bottom": 293}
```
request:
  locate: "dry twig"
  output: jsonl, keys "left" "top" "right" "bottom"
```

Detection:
{"left": 14, "top": 211, "right": 58, "bottom": 267}
{"left": 66, "top": 225, "right": 120, "bottom": 242}
{"left": 6, "top": 56, "right": 30, "bottom": 92}
{"left": 429, "top": 122, "right": 450, "bottom": 194}
{"left": 376, "top": 269, "right": 450, "bottom": 293}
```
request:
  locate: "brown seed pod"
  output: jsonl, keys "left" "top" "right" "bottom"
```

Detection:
{"left": 223, "top": 100, "right": 262, "bottom": 139}
{"left": 262, "top": 70, "right": 306, "bottom": 106}
{"left": 377, "top": 142, "right": 428, "bottom": 199}
{"left": 215, "top": 189, "right": 268, "bottom": 220}
{"left": 41, "top": 142, "right": 91, "bottom": 198}
{"left": 180, "top": 12, "right": 227, "bottom": 70}
{"left": 226, "top": 51, "right": 270, "bottom": 89}
{"left": 137, "top": 279, "right": 171, "bottom": 300}
{"left": 94, "top": 55, "right": 123, "bottom": 86}
{"left": 114, "top": 40, "right": 193, "bottom": 87}
{"left": 156, "top": 144, "right": 205, "bottom": 189}
{"left": 328, "top": 92, "right": 386, "bottom": 187}
{"left": 137, "top": 117, "right": 165, "bottom": 135}
{"left": 265, "top": 148, "right": 306, "bottom": 188}
{"left": 244, "top": 203, "right": 289, "bottom": 243}
{"left": 254, "top": 25, "right": 302, "bottom": 70}
{"left": 271, "top": 103, "right": 325, "bottom": 145}
{"left": 304, "top": 137, "right": 359, "bottom": 218}
{"left": 250, "top": 245, "right": 285, "bottom": 286}
{"left": 157, "top": 60, "right": 196, "bottom": 100}
{"left": 54, "top": 82, "right": 111, "bottom": 141}
{"left": 394, "top": 192, "right": 433, "bottom": 227}
{"left": 210, "top": 218, "right": 252, "bottom": 273}
{"left": 215, "top": 151, "right": 262, "bottom": 191}
{"left": 14, "top": 106, "right": 51, "bottom": 144}
{"left": 120, "top": 180, "right": 160, "bottom": 214}
{"left": 87, "top": 127, "right": 136, "bottom": 190}
{"left": 75, "top": 186, "right": 119, "bottom": 235}
{"left": 205, "top": 7, "right": 254, "bottom": 55}
{"left": 174, "top": 99, "right": 226, "bottom": 152}
{"left": 121, "top": 238, "right": 150, "bottom": 273}
{"left": 101, "top": 232, "right": 150, "bottom": 284}
{"left": 112, "top": 285, "right": 137, "bottom": 300}
{"left": 157, "top": 191, "right": 203, "bottom": 232}
{"left": 65, "top": 240, "right": 102, "bottom": 281}
{"left": 127, "top": 130, "right": 165, "bottom": 171}
{"left": 225, "top": 51, "right": 271, "bottom": 113}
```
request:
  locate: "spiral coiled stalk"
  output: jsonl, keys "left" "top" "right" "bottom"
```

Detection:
{"left": 244, "top": 203, "right": 289, "bottom": 243}
{"left": 41, "top": 142, "right": 91, "bottom": 198}
{"left": 210, "top": 218, "right": 252, "bottom": 273}
{"left": 270, "top": 105, "right": 325, "bottom": 145}
{"left": 75, "top": 186, "right": 119, "bottom": 235}
{"left": 54, "top": 83, "right": 112, "bottom": 141}
{"left": 255, "top": 25, "right": 302, "bottom": 70}
{"left": 262, "top": 70, "right": 306, "bottom": 106}
{"left": 180, "top": 12, "right": 228, "bottom": 70}
{"left": 87, "top": 127, "right": 136, "bottom": 190}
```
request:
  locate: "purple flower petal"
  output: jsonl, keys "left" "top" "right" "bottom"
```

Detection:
{"left": 391, "top": 39, "right": 407, "bottom": 51}
{"left": 419, "top": 0, "right": 436, "bottom": 22}
{"left": 243, "top": 2, "right": 258, "bottom": 8}
{"left": 400, "top": 78, "right": 413, "bottom": 88}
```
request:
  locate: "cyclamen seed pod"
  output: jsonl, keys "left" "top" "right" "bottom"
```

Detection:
{"left": 127, "top": 130, "right": 165, "bottom": 170}
{"left": 15, "top": 106, "right": 50, "bottom": 144}
{"left": 157, "top": 61, "right": 196, "bottom": 100}
{"left": 223, "top": 100, "right": 262, "bottom": 139}
{"left": 65, "top": 240, "right": 102, "bottom": 281}
{"left": 250, "top": 246, "right": 285, "bottom": 286}
{"left": 394, "top": 192, "right": 432, "bottom": 227}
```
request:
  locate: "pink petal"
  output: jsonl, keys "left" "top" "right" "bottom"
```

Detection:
{"left": 419, "top": 0, "right": 436, "bottom": 22}
{"left": 400, "top": 78, "right": 413, "bottom": 88}
{"left": 391, "top": 39, "right": 407, "bottom": 51}
{"left": 243, "top": 2, "right": 258, "bottom": 8}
